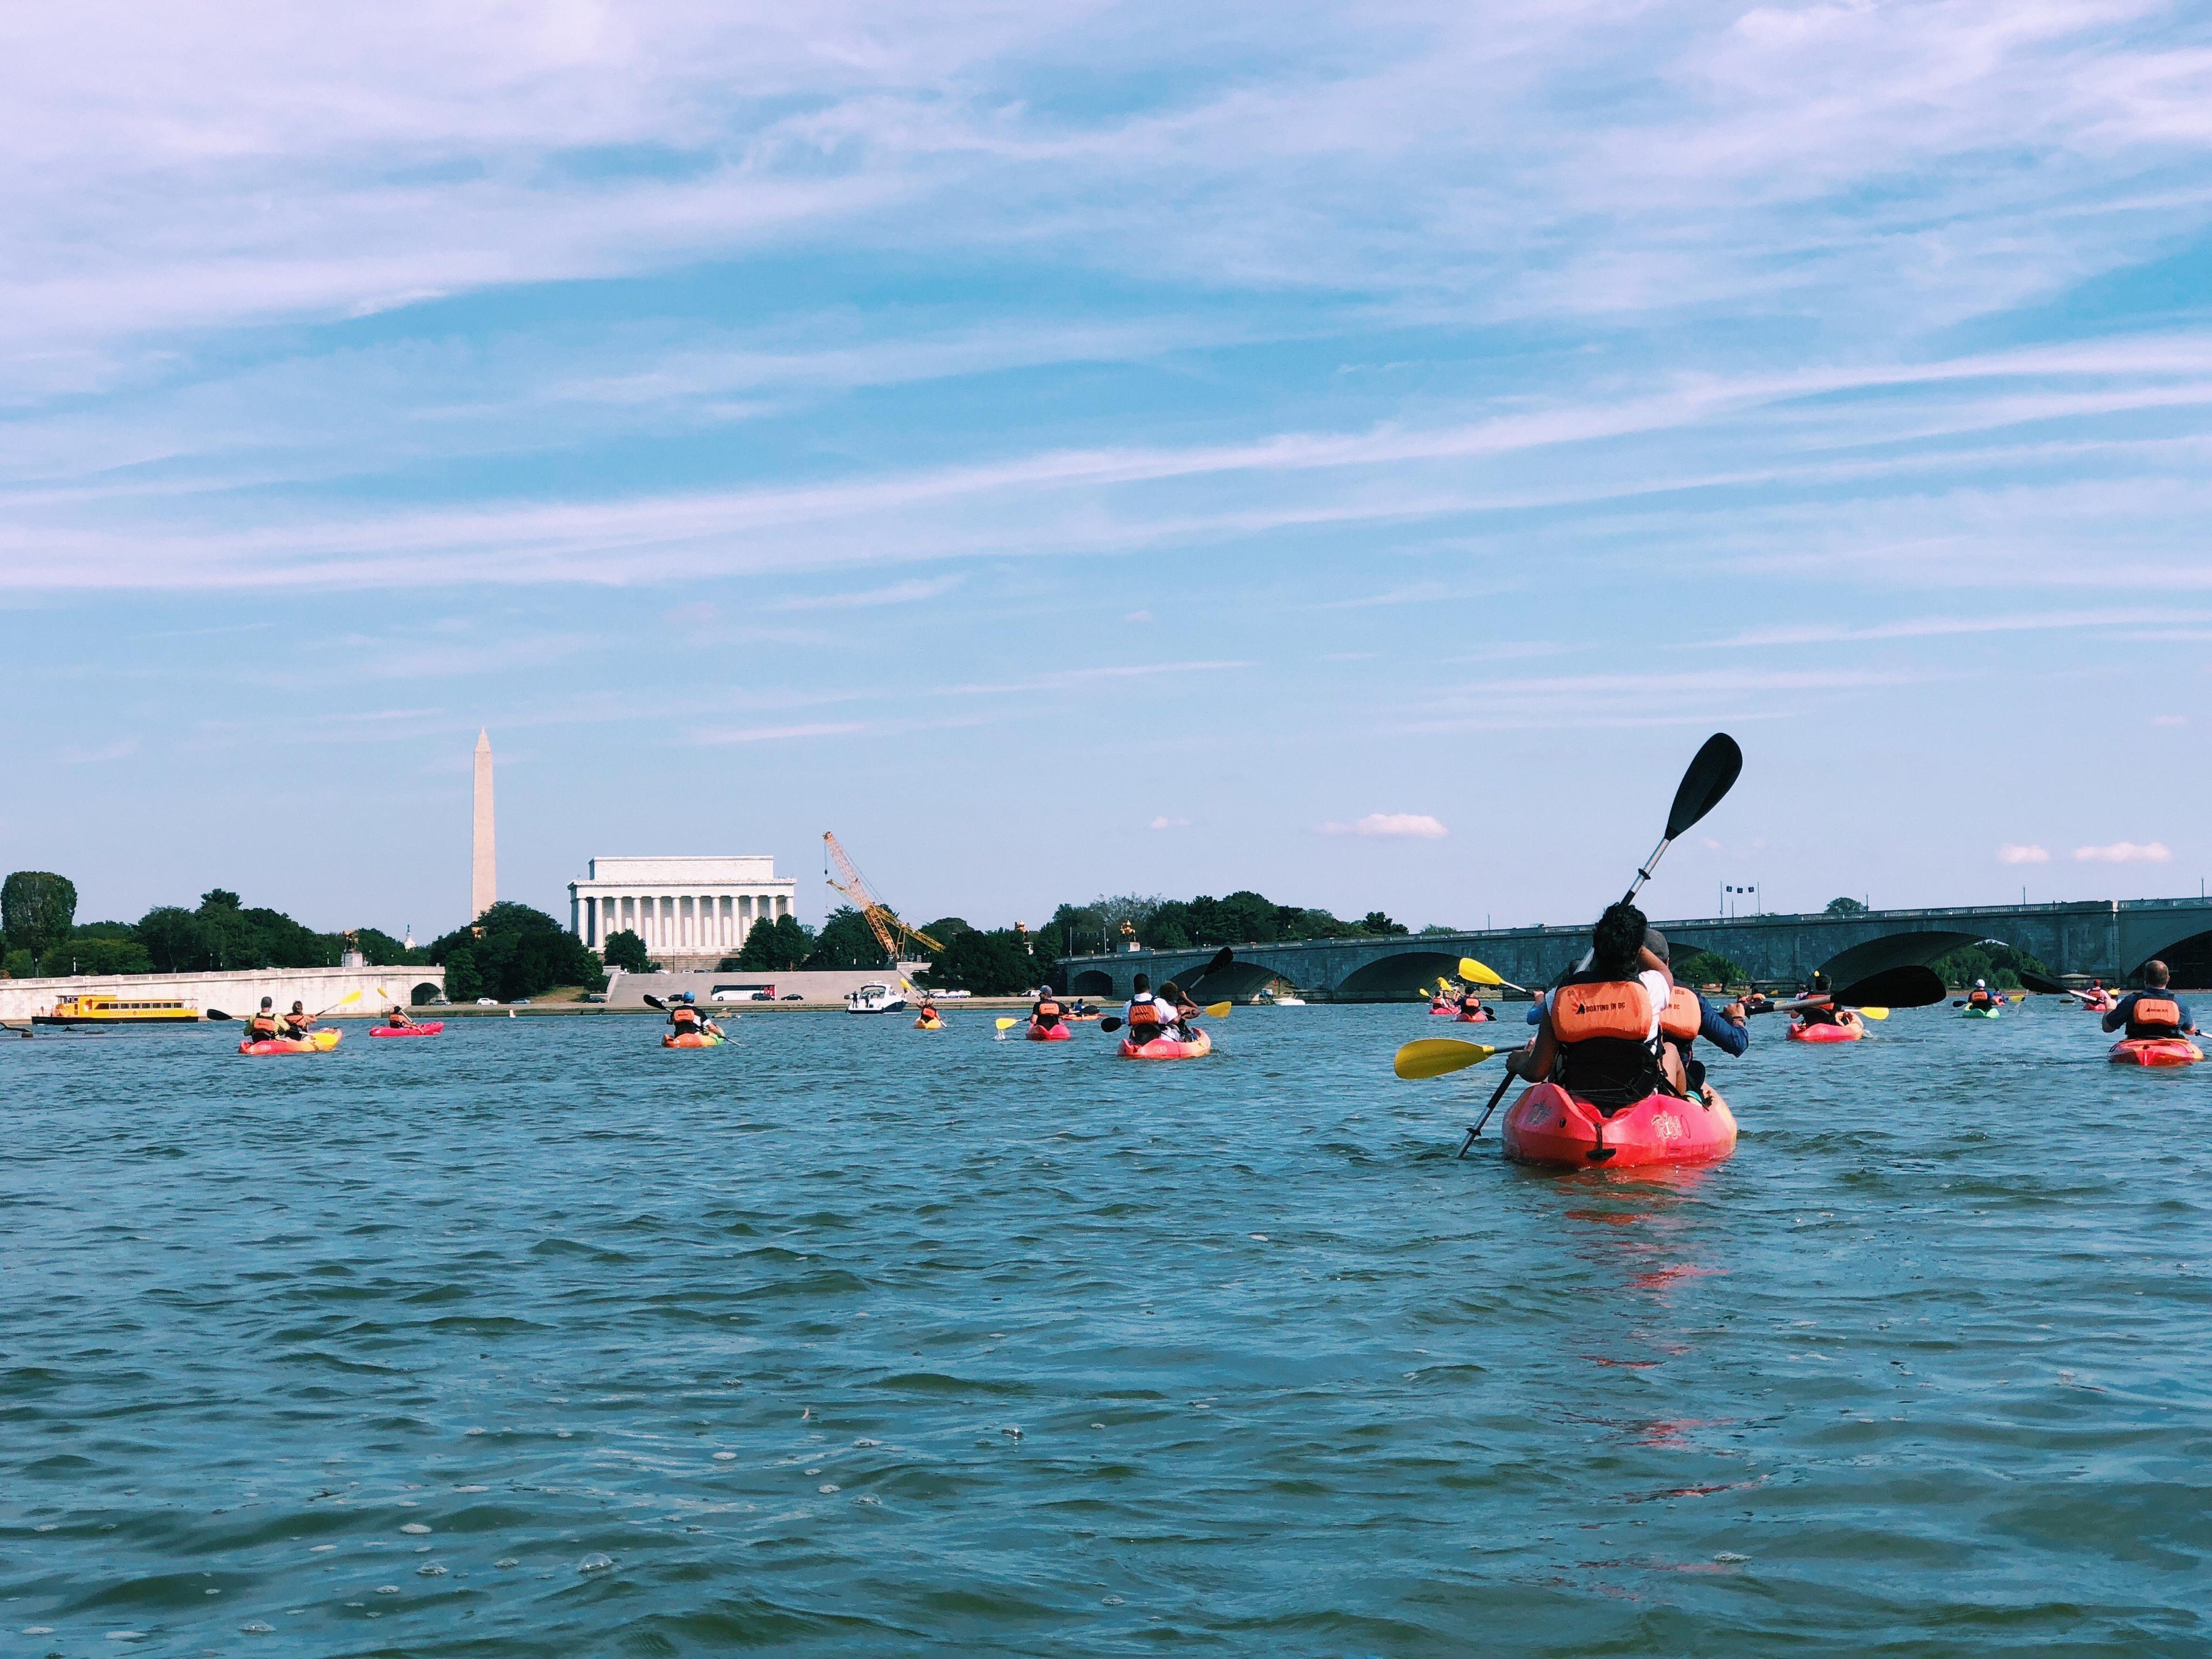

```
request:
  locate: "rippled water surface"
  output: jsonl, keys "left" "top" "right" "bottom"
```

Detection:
{"left": 5, "top": 1003, "right": 2209, "bottom": 1656}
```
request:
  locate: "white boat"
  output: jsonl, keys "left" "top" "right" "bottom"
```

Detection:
{"left": 845, "top": 982, "right": 907, "bottom": 1014}
{"left": 1253, "top": 987, "right": 1307, "bottom": 1006}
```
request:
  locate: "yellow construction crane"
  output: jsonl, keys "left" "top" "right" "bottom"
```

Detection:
{"left": 823, "top": 831, "right": 945, "bottom": 964}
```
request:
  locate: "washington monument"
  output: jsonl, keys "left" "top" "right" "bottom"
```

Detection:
{"left": 472, "top": 729, "right": 496, "bottom": 922}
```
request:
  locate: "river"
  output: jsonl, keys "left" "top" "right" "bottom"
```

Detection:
{"left": 3, "top": 1002, "right": 2206, "bottom": 1655}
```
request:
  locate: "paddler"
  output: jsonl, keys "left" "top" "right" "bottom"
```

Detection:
{"left": 1965, "top": 979, "right": 1998, "bottom": 1011}
{"left": 383, "top": 1005, "right": 416, "bottom": 1029}
{"left": 667, "top": 992, "right": 722, "bottom": 1040}
{"left": 1031, "top": 985, "right": 1066, "bottom": 1033}
{"left": 246, "top": 997, "right": 282, "bottom": 1043}
{"left": 1158, "top": 979, "right": 1200, "bottom": 1038}
{"left": 1508, "top": 900, "right": 1686, "bottom": 1104}
{"left": 281, "top": 999, "right": 315, "bottom": 1039}
{"left": 1123, "top": 973, "right": 1171, "bottom": 1043}
{"left": 1643, "top": 927, "right": 1748, "bottom": 1100}
{"left": 916, "top": 993, "right": 941, "bottom": 1025}
{"left": 2101, "top": 961, "right": 2198, "bottom": 1040}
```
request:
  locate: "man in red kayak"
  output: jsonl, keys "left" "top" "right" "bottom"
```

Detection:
{"left": 1031, "top": 986, "right": 1066, "bottom": 1033}
{"left": 2101, "top": 961, "right": 2197, "bottom": 1040}
{"left": 1510, "top": 900, "right": 1684, "bottom": 1105}
{"left": 383, "top": 1005, "right": 417, "bottom": 1029}
{"left": 247, "top": 997, "right": 281, "bottom": 1043}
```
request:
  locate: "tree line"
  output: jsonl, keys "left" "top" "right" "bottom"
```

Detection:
{"left": 0, "top": 870, "right": 604, "bottom": 1004}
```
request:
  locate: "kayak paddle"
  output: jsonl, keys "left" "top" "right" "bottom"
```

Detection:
{"left": 1392, "top": 1037, "right": 1505, "bottom": 1081}
{"left": 1100, "top": 1001, "right": 1229, "bottom": 1035}
{"left": 995, "top": 1016, "right": 1021, "bottom": 1031}
{"left": 2017, "top": 969, "right": 2071, "bottom": 997}
{"left": 1189, "top": 947, "right": 1235, "bottom": 984}
{"left": 642, "top": 993, "right": 668, "bottom": 1010}
{"left": 1622, "top": 732, "right": 1743, "bottom": 906}
{"left": 1458, "top": 957, "right": 1535, "bottom": 996}
{"left": 204, "top": 1009, "right": 233, "bottom": 1021}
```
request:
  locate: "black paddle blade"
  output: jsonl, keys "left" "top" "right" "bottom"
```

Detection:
{"left": 1664, "top": 733, "right": 1744, "bottom": 840}
{"left": 1192, "top": 947, "right": 1234, "bottom": 982}
{"left": 2017, "top": 969, "right": 2070, "bottom": 997}
{"left": 204, "top": 1009, "right": 233, "bottom": 1021}
{"left": 1099, "top": 1016, "right": 1124, "bottom": 1033}
{"left": 642, "top": 994, "right": 666, "bottom": 1009}
{"left": 1835, "top": 964, "right": 1945, "bottom": 1010}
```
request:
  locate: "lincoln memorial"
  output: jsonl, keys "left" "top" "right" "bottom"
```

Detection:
{"left": 567, "top": 855, "right": 800, "bottom": 966}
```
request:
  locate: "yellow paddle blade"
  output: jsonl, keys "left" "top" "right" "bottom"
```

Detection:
{"left": 333, "top": 990, "right": 362, "bottom": 1006}
{"left": 1458, "top": 957, "right": 1506, "bottom": 987}
{"left": 1855, "top": 1006, "right": 1889, "bottom": 1020}
{"left": 1393, "top": 1037, "right": 1502, "bottom": 1081}
{"left": 995, "top": 1017, "right": 1020, "bottom": 1030}
{"left": 1205, "top": 1001, "right": 1232, "bottom": 1018}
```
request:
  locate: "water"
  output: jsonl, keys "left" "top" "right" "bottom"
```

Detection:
{"left": 3, "top": 1003, "right": 2207, "bottom": 1656}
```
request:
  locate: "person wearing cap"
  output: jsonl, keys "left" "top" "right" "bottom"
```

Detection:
{"left": 1965, "top": 978, "right": 1998, "bottom": 1011}
{"left": 246, "top": 996, "right": 281, "bottom": 1043}
{"left": 1031, "top": 984, "right": 1066, "bottom": 1032}
{"left": 667, "top": 991, "right": 722, "bottom": 1040}
{"left": 1643, "top": 927, "right": 1748, "bottom": 1100}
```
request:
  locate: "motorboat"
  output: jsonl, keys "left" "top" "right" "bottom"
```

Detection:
{"left": 845, "top": 982, "right": 908, "bottom": 1014}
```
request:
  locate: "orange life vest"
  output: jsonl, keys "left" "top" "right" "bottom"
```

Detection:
{"left": 1127, "top": 995, "right": 1163, "bottom": 1029}
{"left": 671, "top": 1006, "right": 699, "bottom": 1031}
{"left": 2130, "top": 996, "right": 2183, "bottom": 1036}
{"left": 1550, "top": 980, "right": 1655, "bottom": 1043}
{"left": 1660, "top": 984, "right": 1702, "bottom": 1044}
{"left": 1036, "top": 999, "right": 1062, "bottom": 1021}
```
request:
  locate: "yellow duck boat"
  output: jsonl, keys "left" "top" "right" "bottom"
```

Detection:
{"left": 33, "top": 993, "right": 202, "bottom": 1027}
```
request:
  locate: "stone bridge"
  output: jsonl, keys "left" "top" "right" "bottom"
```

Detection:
{"left": 1055, "top": 897, "right": 2212, "bottom": 1001}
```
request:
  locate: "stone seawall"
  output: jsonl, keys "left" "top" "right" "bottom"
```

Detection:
{"left": 0, "top": 965, "right": 446, "bottom": 1022}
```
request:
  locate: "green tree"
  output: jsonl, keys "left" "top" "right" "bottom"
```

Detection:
{"left": 805, "top": 905, "right": 890, "bottom": 969}
{"left": 1359, "top": 911, "right": 1410, "bottom": 937}
{"left": 426, "top": 902, "right": 601, "bottom": 1000}
{"left": 137, "top": 906, "right": 212, "bottom": 972}
{"left": 926, "top": 928, "right": 1036, "bottom": 995}
{"left": 734, "top": 913, "right": 812, "bottom": 971}
{"left": 603, "top": 929, "right": 654, "bottom": 973}
{"left": 1929, "top": 940, "right": 2049, "bottom": 990}
{"left": 443, "top": 945, "right": 482, "bottom": 1002}
{"left": 350, "top": 927, "right": 427, "bottom": 967}
{"left": 1824, "top": 896, "right": 1869, "bottom": 916}
{"left": 1673, "top": 949, "right": 1745, "bottom": 987}
{"left": 3, "top": 872, "right": 78, "bottom": 960}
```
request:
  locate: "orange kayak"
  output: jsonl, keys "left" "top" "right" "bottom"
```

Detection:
{"left": 238, "top": 1029, "right": 342, "bottom": 1056}
{"left": 1118, "top": 1028, "right": 1213, "bottom": 1060}
{"left": 1502, "top": 1081, "right": 1736, "bottom": 1169}
{"left": 1787, "top": 1019, "right": 1861, "bottom": 1043}
{"left": 2108, "top": 1036, "right": 2202, "bottom": 1067}
{"left": 662, "top": 1032, "right": 723, "bottom": 1048}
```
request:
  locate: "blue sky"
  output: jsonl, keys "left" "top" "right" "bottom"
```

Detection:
{"left": 5, "top": 0, "right": 2211, "bottom": 939}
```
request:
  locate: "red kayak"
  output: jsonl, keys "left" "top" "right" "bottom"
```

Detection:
{"left": 1026, "top": 1021, "right": 1071, "bottom": 1042}
{"left": 1119, "top": 1028, "right": 1213, "bottom": 1060}
{"left": 2108, "top": 1036, "right": 2202, "bottom": 1067}
{"left": 1455, "top": 1007, "right": 1492, "bottom": 1023}
{"left": 238, "top": 1030, "right": 342, "bottom": 1056}
{"left": 369, "top": 1021, "right": 444, "bottom": 1038}
{"left": 1428, "top": 1003, "right": 1456, "bottom": 1017}
{"left": 1502, "top": 1081, "right": 1737, "bottom": 1170}
{"left": 1787, "top": 1018, "right": 1861, "bottom": 1044}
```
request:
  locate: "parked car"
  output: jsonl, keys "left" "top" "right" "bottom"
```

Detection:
{"left": 476, "top": 997, "right": 497, "bottom": 1006}
{"left": 580, "top": 993, "right": 606, "bottom": 1003}
{"left": 512, "top": 999, "right": 531, "bottom": 1007}
{"left": 782, "top": 993, "right": 805, "bottom": 1001}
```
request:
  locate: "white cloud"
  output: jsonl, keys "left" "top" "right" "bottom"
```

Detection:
{"left": 2075, "top": 840, "right": 2172, "bottom": 863}
{"left": 1124, "top": 609, "right": 1154, "bottom": 623}
{"left": 1147, "top": 815, "right": 1188, "bottom": 830}
{"left": 1320, "top": 813, "right": 1448, "bottom": 839}
{"left": 2152, "top": 713, "right": 2188, "bottom": 726}
{"left": 1997, "top": 843, "right": 2051, "bottom": 864}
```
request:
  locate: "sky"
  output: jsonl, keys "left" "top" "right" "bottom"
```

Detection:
{"left": 5, "top": 0, "right": 2211, "bottom": 941}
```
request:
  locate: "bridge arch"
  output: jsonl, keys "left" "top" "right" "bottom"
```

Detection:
{"left": 1069, "top": 968, "right": 1115, "bottom": 997}
{"left": 1336, "top": 950, "right": 1466, "bottom": 1001}
{"left": 411, "top": 981, "right": 443, "bottom": 1006}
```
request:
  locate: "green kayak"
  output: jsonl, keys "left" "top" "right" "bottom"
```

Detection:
{"left": 1961, "top": 1006, "right": 2001, "bottom": 1019}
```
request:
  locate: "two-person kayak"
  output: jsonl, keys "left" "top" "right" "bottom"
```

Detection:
{"left": 1119, "top": 1029, "right": 1213, "bottom": 1060}
{"left": 1787, "top": 1018, "right": 1861, "bottom": 1044}
{"left": 1502, "top": 1082, "right": 1736, "bottom": 1169}
{"left": 2109, "top": 1036, "right": 2203, "bottom": 1067}
{"left": 662, "top": 1032, "right": 724, "bottom": 1048}
{"left": 239, "top": 1029, "right": 343, "bottom": 1056}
